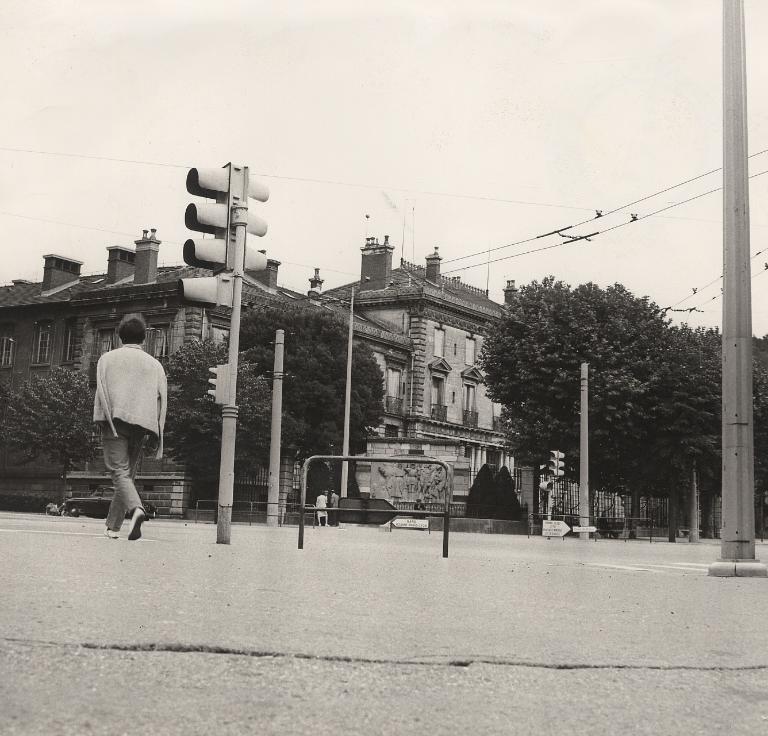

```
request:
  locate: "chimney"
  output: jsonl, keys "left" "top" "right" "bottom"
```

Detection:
{"left": 250, "top": 258, "right": 281, "bottom": 289}
{"left": 42, "top": 254, "right": 83, "bottom": 292}
{"left": 308, "top": 267, "right": 324, "bottom": 293}
{"left": 425, "top": 246, "right": 442, "bottom": 283}
{"left": 503, "top": 279, "right": 518, "bottom": 305}
{"left": 360, "top": 234, "right": 394, "bottom": 291}
{"left": 134, "top": 228, "right": 160, "bottom": 285}
{"left": 106, "top": 246, "right": 136, "bottom": 284}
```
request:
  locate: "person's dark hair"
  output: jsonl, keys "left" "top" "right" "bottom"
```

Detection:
{"left": 118, "top": 315, "right": 146, "bottom": 345}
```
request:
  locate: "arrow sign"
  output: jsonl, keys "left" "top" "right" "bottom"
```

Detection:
{"left": 542, "top": 520, "right": 571, "bottom": 537}
{"left": 573, "top": 525, "right": 597, "bottom": 533}
{"left": 391, "top": 517, "right": 429, "bottom": 530}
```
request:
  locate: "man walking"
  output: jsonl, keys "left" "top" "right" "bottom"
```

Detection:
{"left": 93, "top": 315, "right": 167, "bottom": 541}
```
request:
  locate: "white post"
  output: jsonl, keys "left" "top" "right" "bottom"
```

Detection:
{"left": 340, "top": 288, "right": 354, "bottom": 497}
{"left": 266, "top": 329, "right": 284, "bottom": 527}
{"left": 579, "top": 362, "right": 590, "bottom": 540}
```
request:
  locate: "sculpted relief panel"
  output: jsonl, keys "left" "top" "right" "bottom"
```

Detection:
{"left": 371, "top": 461, "right": 447, "bottom": 503}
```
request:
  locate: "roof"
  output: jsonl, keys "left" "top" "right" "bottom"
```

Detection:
{"left": 325, "top": 260, "right": 504, "bottom": 320}
{"left": 0, "top": 265, "right": 209, "bottom": 309}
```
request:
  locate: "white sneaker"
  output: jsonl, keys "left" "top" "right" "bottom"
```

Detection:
{"left": 104, "top": 528, "right": 119, "bottom": 539}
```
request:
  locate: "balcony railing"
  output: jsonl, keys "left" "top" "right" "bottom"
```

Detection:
{"left": 430, "top": 403, "right": 448, "bottom": 422}
{"left": 463, "top": 409, "right": 478, "bottom": 427}
{"left": 384, "top": 395, "right": 404, "bottom": 415}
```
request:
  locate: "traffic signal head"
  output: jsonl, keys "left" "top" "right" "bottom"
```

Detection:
{"left": 207, "top": 363, "right": 231, "bottom": 404}
{"left": 549, "top": 450, "right": 565, "bottom": 477}
{"left": 183, "top": 163, "right": 270, "bottom": 274}
{"left": 178, "top": 273, "right": 233, "bottom": 307}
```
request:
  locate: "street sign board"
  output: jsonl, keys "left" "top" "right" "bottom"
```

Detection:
{"left": 391, "top": 517, "right": 429, "bottom": 530}
{"left": 542, "top": 520, "right": 570, "bottom": 537}
{"left": 573, "top": 525, "right": 597, "bottom": 533}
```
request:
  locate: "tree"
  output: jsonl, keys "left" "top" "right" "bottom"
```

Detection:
{"left": 1, "top": 368, "right": 97, "bottom": 501}
{"left": 480, "top": 277, "right": 731, "bottom": 532}
{"left": 494, "top": 465, "right": 523, "bottom": 520}
{"left": 239, "top": 305, "right": 384, "bottom": 465}
{"left": 466, "top": 464, "right": 496, "bottom": 518}
{"left": 163, "top": 340, "right": 272, "bottom": 493}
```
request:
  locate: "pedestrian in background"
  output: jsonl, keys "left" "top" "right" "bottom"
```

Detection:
{"left": 328, "top": 489, "right": 340, "bottom": 526}
{"left": 93, "top": 314, "right": 167, "bottom": 541}
{"left": 315, "top": 490, "right": 328, "bottom": 527}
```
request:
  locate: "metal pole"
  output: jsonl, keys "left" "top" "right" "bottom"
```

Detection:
{"left": 266, "top": 329, "right": 284, "bottom": 527}
{"left": 340, "top": 288, "right": 354, "bottom": 498}
{"left": 689, "top": 461, "right": 700, "bottom": 543}
{"left": 215, "top": 168, "right": 248, "bottom": 545}
{"left": 710, "top": 0, "right": 766, "bottom": 576}
{"left": 579, "top": 363, "right": 590, "bottom": 540}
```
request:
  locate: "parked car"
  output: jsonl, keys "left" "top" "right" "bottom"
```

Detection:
{"left": 60, "top": 487, "right": 157, "bottom": 519}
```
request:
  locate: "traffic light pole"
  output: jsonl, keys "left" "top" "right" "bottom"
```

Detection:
{"left": 216, "top": 192, "right": 248, "bottom": 545}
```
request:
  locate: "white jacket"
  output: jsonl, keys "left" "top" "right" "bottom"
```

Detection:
{"left": 93, "top": 344, "right": 168, "bottom": 458}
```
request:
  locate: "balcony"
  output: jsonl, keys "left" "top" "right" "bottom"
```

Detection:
{"left": 384, "top": 395, "right": 404, "bottom": 415}
{"left": 463, "top": 409, "right": 478, "bottom": 427}
{"left": 430, "top": 403, "right": 447, "bottom": 422}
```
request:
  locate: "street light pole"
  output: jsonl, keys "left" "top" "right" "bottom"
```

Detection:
{"left": 579, "top": 363, "right": 590, "bottom": 541}
{"left": 266, "top": 329, "right": 284, "bottom": 527}
{"left": 709, "top": 0, "right": 767, "bottom": 576}
{"left": 340, "top": 287, "right": 354, "bottom": 498}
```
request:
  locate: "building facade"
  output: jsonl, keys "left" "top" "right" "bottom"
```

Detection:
{"left": 323, "top": 236, "right": 516, "bottom": 501}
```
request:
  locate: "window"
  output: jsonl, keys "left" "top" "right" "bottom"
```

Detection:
{"left": 433, "top": 327, "right": 445, "bottom": 358}
{"left": 33, "top": 322, "right": 53, "bottom": 364}
{"left": 146, "top": 326, "right": 169, "bottom": 361}
{"left": 210, "top": 326, "right": 229, "bottom": 345}
{"left": 431, "top": 376, "right": 444, "bottom": 406}
{"left": 465, "top": 337, "right": 476, "bottom": 365}
{"left": 384, "top": 424, "right": 399, "bottom": 438}
{"left": 98, "top": 329, "right": 114, "bottom": 356}
{"left": 62, "top": 321, "right": 76, "bottom": 362}
{"left": 0, "top": 332, "right": 14, "bottom": 368}
{"left": 463, "top": 384, "right": 476, "bottom": 412}
{"left": 386, "top": 367, "right": 402, "bottom": 398}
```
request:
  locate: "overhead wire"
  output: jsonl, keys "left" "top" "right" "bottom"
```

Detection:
{"left": 441, "top": 148, "right": 768, "bottom": 266}
{"left": 443, "top": 168, "right": 768, "bottom": 275}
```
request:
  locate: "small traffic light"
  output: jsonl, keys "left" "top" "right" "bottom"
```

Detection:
{"left": 549, "top": 450, "right": 565, "bottom": 477}
{"left": 208, "top": 364, "right": 231, "bottom": 404}
{"left": 179, "top": 273, "right": 234, "bottom": 307}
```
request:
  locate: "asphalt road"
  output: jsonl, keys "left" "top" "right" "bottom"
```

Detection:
{"left": 2, "top": 513, "right": 768, "bottom": 734}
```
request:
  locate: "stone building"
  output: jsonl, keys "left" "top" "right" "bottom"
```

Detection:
{"left": 0, "top": 229, "right": 280, "bottom": 514}
{"left": 323, "top": 236, "right": 518, "bottom": 501}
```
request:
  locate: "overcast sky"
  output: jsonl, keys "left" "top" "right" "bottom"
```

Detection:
{"left": 2, "top": 0, "right": 767, "bottom": 336}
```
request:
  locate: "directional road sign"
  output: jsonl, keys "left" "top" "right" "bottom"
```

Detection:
{"left": 542, "top": 520, "right": 571, "bottom": 537}
{"left": 573, "top": 525, "right": 597, "bottom": 533}
{"left": 391, "top": 517, "right": 429, "bottom": 530}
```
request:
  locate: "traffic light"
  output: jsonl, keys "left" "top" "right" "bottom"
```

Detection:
{"left": 549, "top": 450, "right": 565, "bottom": 477}
{"left": 179, "top": 163, "right": 269, "bottom": 302}
{"left": 207, "top": 364, "right": 231, "bottom": 404}
{"left": 178, "top": 272, "right": 234, "bottom": 307}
